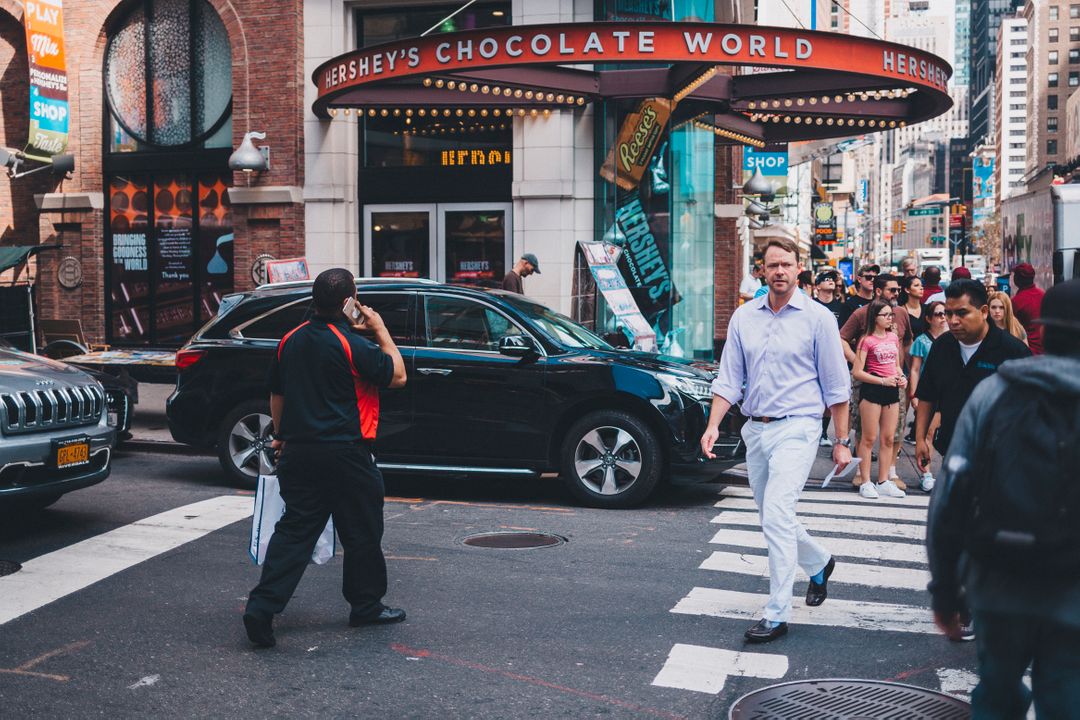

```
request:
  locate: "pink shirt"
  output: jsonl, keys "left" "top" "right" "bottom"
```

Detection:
{"left": 859, "top": 332, "right": 900, "bottom": 377}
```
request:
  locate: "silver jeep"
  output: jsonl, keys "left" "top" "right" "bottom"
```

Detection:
{"left": 0, "top": 347, "right": 115, "bottom": 509}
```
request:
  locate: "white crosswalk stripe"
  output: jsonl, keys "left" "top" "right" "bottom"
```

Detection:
{"left": 709, "top": 528, "right": 927, "bottom": 564}
{"left": 652, "top": 644, "right": 788, "bottom": 694}
{"left": 700, "top": 551, "right": 930, "bottom": 591}
{"left": 720, "top": 485, "right": 931, "bottom": 508}
{"left": 671, "top": 586, "right": 939, "bottom": 634}
{"left": 711, "top": 510, "right": 927, "bottom": 541}
{"left": 654, "top": 485, "right": 949, "bottom": 698}
{"left": 0, "top": 496, "right": 253, "bottom": 626}
{"left": 717, "top": 496, "right": 929, "bottom": 523}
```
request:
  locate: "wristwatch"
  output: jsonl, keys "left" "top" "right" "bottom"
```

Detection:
{"left": 832, "top": 437, "right": 852, "bottom": 448}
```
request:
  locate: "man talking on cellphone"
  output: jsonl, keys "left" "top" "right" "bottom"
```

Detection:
{"left": 243, "top": 268, "right": 407, "bottom": 648}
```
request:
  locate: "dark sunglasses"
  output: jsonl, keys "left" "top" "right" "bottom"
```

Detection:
{"left": 931, "top": 311, "right": 946, "bottom": 317}
{"left": 860, "top": 273, "right": 877, "bottom": 280}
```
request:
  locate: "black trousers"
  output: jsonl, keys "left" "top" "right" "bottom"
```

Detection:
{"left": 246, "top": 442, "right": 387, "bottom": 619}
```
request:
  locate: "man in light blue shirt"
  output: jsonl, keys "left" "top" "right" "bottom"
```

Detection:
{"left": 701, "top": 238, "right": 853, "bottom": 643}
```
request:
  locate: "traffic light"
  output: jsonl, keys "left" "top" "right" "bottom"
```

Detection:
{"left": 900, "top": 221, "right": 907, "bottom": 233}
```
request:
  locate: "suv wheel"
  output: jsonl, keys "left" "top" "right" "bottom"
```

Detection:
{"left": 217, "top": 400, "right": 275, "bottom": 487}
{"left": 560, "top": 410, "right": 662, "bottom": 509}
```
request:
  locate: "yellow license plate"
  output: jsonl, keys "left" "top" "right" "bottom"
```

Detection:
{"left": 57, "top": 443, "right": 89, "bottom": 468}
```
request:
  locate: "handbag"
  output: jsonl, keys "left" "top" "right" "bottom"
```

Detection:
{"left": 249, "top": 474, "right": 336, "bottom": 565}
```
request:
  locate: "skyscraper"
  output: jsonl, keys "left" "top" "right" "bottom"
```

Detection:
{"left": 970, "top": 0, "right": 1027, "bottom": 146}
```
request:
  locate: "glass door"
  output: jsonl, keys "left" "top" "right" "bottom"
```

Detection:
{"left": 439, "top": 203, "right": 512, "bottom": 289}
{"left": 363, "top": 205, "right": 436, "bottom": 279}
{"left": 364, "top": 203, "right": 512, "bottom": 285}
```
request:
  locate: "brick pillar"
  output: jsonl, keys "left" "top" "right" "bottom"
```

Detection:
{"left": 713, "top": 144, "right": 743, "bottom": 353}
{"left": 230, "top": 194, "right": 305, "bottom": 291}
{"left": 35, "top": 197, "right": 106, "bottom": 345}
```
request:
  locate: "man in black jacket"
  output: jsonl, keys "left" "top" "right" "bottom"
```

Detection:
{"left": 243, "top": 268, "right": 408, "bottom": 648}
{"left": 915, "top": 280, "right": 1030, "bottom": 468}
{"left": 927, "top": 279, "right": 1080, "bottom": 717}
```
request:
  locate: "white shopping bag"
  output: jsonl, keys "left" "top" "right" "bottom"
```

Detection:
{"left": 249, "top": 474, "right": 335, "bottom": 565}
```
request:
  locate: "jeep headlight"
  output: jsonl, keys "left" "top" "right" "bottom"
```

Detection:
{"left": 658, "top": 373, "right": 713, "bottom": 400}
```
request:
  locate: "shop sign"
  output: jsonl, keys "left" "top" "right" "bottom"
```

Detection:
{"left": 316, "top": 23, "right": 952, "bottom": 103}
{"left": 440, "top": 149, "right": 511, "bottom": 167}
{"left": 813, "top": 202, "right": 836, "bottom": 244}
{"left": 23, "top": 0, "right": 69, "bottom": 161}
{"left": 612, "top": 195, "right": 678, "bottom": 320}
{"left": 742, "top": 147, "right": 788, "bottom": 196}
{"left": 742, "top": 148, "right": 787, "bottom": 176}
{"left": 578, "top": 241, "right": 657, "bottom": 352}
{"left": 600, "top": 98, "right": 671, "bottom": 191}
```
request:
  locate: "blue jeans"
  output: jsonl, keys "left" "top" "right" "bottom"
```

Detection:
{"left": 972, "top": 611, "right": 1080, "bottom": 719}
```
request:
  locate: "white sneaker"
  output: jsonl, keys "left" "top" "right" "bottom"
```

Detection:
{"left": 819, "top": 436, "right": 833, "bottom": 447}
{"left": 920, "top": 472, "right": 936, "bottom": 493}
{"left": 876, "top": 479, "right": 906, "bottom": 498}
{"left": 859, "top": 481, "right": 880, "bottom": 499}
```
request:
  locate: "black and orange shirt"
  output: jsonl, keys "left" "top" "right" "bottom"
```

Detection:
{"left": 268, "top": 318, "right": 394, "bottom": 443}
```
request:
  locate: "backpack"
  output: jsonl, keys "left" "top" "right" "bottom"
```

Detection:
{"left": 962, "top": 382, "right": 1080, "bottom": 574}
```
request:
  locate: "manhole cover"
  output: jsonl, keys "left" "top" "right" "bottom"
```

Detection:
{"left": 730, "top": 679, "right": 970, "bottom": 719}
{"left": 462, "top": 532, "right": 566, "bottom": 549}
{"left": 0, "top": 560, "right": 22, "bottom": 577}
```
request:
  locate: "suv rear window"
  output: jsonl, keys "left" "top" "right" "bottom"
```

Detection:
{"left": 240, "top": 300, "right": 311, "bottom": 340}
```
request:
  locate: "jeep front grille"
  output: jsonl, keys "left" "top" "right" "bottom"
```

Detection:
{"left": 0, "top": 384, "right": 103, "bottom": 434}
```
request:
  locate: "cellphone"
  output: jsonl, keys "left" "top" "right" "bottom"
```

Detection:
{"left": 342, "top": 297, "right": 363, "bottom": 322}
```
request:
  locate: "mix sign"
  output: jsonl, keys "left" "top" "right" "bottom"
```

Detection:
{"left": 23, "top": 0, "right": 69, "bottom": 161}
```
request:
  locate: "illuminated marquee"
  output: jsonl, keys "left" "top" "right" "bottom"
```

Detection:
{"left": 315, "top": 22, "right": 953, "bottom": 111}
{"left": 440, "top": 149, "right": 511, "bottom": 167}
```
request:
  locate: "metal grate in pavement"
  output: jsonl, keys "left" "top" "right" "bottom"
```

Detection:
{"left": 462, "top": 532, "right": 566, "bottom": 549}
{"left": 729, "top": 679, "right": 970, "bottom": 719}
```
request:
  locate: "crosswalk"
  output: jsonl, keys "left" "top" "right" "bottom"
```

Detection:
{"left": 652, "top": 484, "right": 979, "bottom": 703}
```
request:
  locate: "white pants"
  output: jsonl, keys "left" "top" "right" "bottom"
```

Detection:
{"left": 741, "top": 415, "right": 831, "bottom": 623}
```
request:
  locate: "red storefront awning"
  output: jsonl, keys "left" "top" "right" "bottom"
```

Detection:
{"left": 311, "top": 22, "right": 954, "bottom": 146}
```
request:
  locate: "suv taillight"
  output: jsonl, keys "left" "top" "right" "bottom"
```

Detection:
{"left": 175, "top": 349, "right": 206, "bottom": 370}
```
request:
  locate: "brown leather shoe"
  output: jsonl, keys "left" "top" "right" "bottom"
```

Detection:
{"left": 891, "top": 477, "right": 907, "bottom": 491}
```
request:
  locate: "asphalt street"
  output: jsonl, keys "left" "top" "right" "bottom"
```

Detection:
{"left": 0, "top": 445, "right": 977, "bottom": 719}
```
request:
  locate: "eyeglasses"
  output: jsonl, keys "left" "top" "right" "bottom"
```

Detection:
{"left": 931, "top": 311, "right": 946, "bottom": 317}
{"left": 860, "top": 274, "right": 877, "bottom": 280}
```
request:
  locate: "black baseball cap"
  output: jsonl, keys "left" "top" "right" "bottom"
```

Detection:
{"left": 521, "top": 253, "right": 541, "bottom": 273}
{"left": 815, "top": 269, "right": 839, "bottom": 284}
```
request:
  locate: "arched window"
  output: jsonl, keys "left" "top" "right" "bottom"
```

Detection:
{"left": 105, "top": 0, "right": 232, "bottom": 151}
{"left": 104, "top": 0, "right": 235, "bottom": 346}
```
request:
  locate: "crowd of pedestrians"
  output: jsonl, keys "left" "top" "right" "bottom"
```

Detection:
{"left": 722, "top": 254, "right": 1075, "bottom": 714}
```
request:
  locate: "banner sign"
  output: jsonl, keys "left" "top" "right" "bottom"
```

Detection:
{"left": 23, "top": 0, "right": 69, "bottom": 161}
{"left": 743, "top": 147, "right": 788, "bottom": 195}
{"left": 612, "top": 194, "right": 678, "bottom": 321}
{"left": 600, "top": 98, "right": 671, "bottom": 191}
{"left": 315, "top": 22, "right": 953, "bottom": 110}
{"left": 973, "top": 157, "right": 994, "bottom": 201}
{"left": 813, "top": 202, "right": 836, "bottom": 244}
{"left": 578, "top": 241, "right": 657, "bottom": 352}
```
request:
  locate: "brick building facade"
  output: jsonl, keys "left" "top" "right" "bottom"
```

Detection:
{"left": 1, "top": 0, "right": 746, "bottom": 356}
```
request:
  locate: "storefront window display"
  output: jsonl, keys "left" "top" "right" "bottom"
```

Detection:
{"left": 592, "top": 0, "right": 716, "bottom": 359}
{"left": 104, "top": 0, "right": 233, "bottom": 346}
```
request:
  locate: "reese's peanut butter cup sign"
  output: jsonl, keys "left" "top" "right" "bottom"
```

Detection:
{"left": 600, "top": 98, "right": 671, "bottom": 191}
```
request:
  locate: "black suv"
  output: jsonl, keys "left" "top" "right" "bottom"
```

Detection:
{"left": 167, "top": 280, "right": 743, "bottom": 508}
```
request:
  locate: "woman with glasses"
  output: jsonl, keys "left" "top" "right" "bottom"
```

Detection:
{"left": 907, "top": 301, "right": 948, "bottom": 492}
{"left": 988, "top": 291, "right": 1029, "bottom": 346}
{"left": 850, "top": 299, "right": 908, "bottom": 498}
